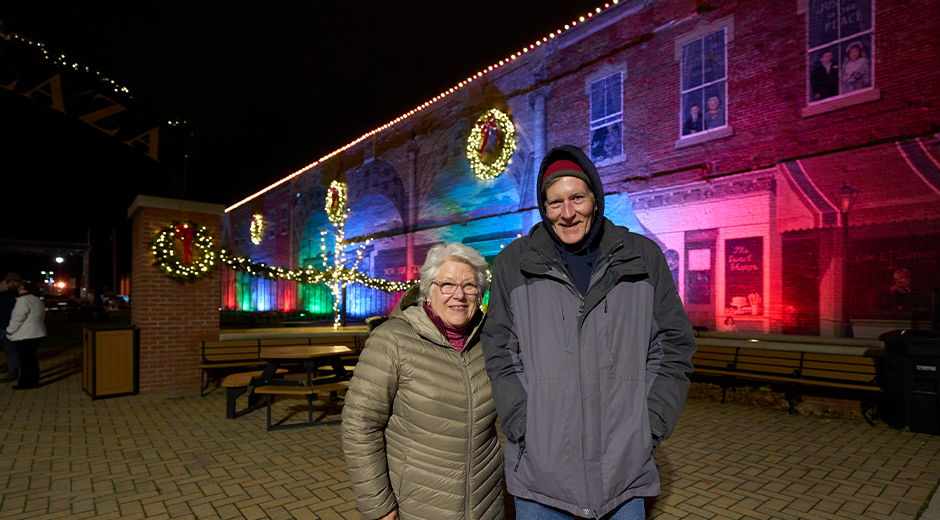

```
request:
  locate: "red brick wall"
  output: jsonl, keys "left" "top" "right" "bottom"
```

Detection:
{"left": 544, "top": 0, "right": 940, "bottom": 190}
{"left": 131, "top": 206, "right": 220, "bottom": 393}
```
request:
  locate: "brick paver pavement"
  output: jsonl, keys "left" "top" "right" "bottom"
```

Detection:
{"left": 1, "top": 346, "right": 938, "bottom": 519}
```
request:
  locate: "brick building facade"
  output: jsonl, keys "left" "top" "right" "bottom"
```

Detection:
{"left": 223, "top": 0, "right": 940, "bottom": 337}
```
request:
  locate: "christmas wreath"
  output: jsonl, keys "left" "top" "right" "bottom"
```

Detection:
{"left": 150, "top": 220, "right": 217, "bottom": 283}
{"left": 466, "top": 108, "right": 516, "bottom": 180}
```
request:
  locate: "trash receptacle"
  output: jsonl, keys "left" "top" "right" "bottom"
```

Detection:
{"left": 880, "top": 330, "right": 940, "bottom": 435}
{"left": 83, "top": 324, "right": 139, "bottom": 399}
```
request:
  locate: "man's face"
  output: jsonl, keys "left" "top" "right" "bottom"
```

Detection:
{"left": 821, "top": 51, "right": 832, "bottom": 65}
{"left": 894, "top": 271, "right": 911, "bottom": 289}
{"left": 545, "top": 177, "right": 595, "bottom": 245}
{"left": 5, "top": 280, "right": 19, "bottom": 290}
{"left": 690, "top": 105, "right": 700, "bottom": 117}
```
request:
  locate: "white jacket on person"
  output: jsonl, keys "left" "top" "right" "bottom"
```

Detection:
{"left": 6, "top": 294, "right": 46, "bottom": 341}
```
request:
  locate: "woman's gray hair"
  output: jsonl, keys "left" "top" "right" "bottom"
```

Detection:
{"left": 417, "top": 242, "right": 489, "bottom": 301}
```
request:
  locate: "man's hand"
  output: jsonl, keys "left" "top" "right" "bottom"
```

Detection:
{"left": 378, "top": 508, "right": 399, "bottom": 520}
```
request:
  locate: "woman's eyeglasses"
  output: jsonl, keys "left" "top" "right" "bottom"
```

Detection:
{"left": 431, "top": 281, "right": 480, "bottom": 296}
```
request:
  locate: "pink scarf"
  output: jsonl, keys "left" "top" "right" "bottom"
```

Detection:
{"left": 423, "top": 302, "right": 473, "bottom": 352}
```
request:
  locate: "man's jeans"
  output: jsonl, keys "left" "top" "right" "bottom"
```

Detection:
{"left": 1, "top": 333, "right": 18, "bottom": 378}
{"left": 514, "top": 496, "right": 645, "bottom": 520}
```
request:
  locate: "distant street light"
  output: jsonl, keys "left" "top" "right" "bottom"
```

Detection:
{"left": 833, "top": 183, "right": 860, "bottom": 338}
{"left": 55, "top": 256, "right": 65, "bottom": 264}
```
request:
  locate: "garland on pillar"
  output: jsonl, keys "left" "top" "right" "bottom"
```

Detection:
{"left": 249, "top": 214, "right": 263, "bottom": 245}
{"left": 150, "top": 221, "right": 217, "bottom": 283}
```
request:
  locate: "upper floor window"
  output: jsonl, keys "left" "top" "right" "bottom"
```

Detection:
{"left": 280, "top": 207, "right": 288, "bottom": 235}
{"left": 680, "top": 28, "right": 727, "bottom": 137}
{"left": 268, "top": 210, "right": 276, "bottom": 238}
{"left": 807, "top": 0, "right": 873, "bottom": 104}
{"left": 589, "top": 72, "right": 623, "bottom": 163}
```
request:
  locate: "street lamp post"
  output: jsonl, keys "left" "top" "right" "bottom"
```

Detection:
{"left": 834, "top": 183, "right": 859, "bottom": 338}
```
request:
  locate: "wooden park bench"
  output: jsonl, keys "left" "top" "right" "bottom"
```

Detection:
{"left": 691, "top": 333, "right": 885, "bottom": 424}
{"left": 254, "top": 381, "right": 350, "bottom": 431}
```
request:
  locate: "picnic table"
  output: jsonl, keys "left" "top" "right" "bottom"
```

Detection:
{"left": 226, "top": 345, "right": 354, "bottom": 419}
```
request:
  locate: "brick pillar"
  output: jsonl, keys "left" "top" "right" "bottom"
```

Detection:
{"left": 128, "top": 196, "right": 225, "bottom": 393}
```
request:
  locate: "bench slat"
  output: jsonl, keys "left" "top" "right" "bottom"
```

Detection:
{"left": 801, "top": 368, "right": 878, "bottom": 383}
{"left": 738, "top": 349, "right": 803, "bottom": 360}
{"left": 254, "top": 381, "right": 349, "bottom": 395}
{"left": 803, "top": 352, "right": 880, "bottom": 364}
{"left": 198, "top": 361, "right": 265, "bottom": 368}
{"left": 204, "top": 354, "right": 263, "bottom": 362}
{"left": 203, "top": 340, "right": 259, "bottom": 348}
{"left": 802, "top": 360, "right": 878, "bottom": 375}
{"left": 259, "top": 339, "right": 311, "bottom": 347}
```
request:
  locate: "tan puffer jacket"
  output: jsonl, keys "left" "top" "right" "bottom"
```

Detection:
{"left": 341, "top": 286, "right": 504, "bottom": 520}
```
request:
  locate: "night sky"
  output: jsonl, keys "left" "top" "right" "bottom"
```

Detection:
{"left": 3, "top": 2, "right": 606, "bottom": 205}
{"left": 1, "top": 2, "right": 604, "bottom": 285}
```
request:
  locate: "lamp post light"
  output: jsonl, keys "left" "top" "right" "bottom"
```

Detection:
{"left": 833, "top": 183, "right": 859, "bottom": 338}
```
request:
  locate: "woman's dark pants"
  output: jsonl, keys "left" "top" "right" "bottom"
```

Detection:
{"left": 14, "top": 338, "right": 40, "bottom": 387}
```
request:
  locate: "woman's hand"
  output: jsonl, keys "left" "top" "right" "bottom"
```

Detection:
{"left": 378, "top": 508, "right": 399, "bottom": 520}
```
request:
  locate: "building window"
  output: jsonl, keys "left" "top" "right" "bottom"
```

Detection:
{"left": 280, "top": 207, "right": 288, "bottom": 235}
{"left": 589, "top": 72, "right": 623, "bottom": 163}
{"left": 240, "top": 224, "right": 246, "bottom": 246}
{"left": 680, "top": 28, "right": 727, "bottom": 137}
{"left": 269, "top": 210, "right": 276, "bottom": 238}
{"left": 807, "top": 0, "right": 873, "bottom": 104}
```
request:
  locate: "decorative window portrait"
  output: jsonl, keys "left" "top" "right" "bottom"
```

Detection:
{"left": 681, "top": 29, "right": 727, "bottom": 136}
{"left": 589, "top": 72, "right": 623, "bottom": 162}
{"left": 807, "top": 0, "right": 873, "bottom": 104}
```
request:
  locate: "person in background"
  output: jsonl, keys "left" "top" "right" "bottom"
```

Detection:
{"left": 841, "top": 42, "right": 871, "bottom": 94}
{"left": 810, "top": 50, "right": 839, "bottom": 100}
{"left": 342, "top": 242, "right": 504, "bottom": 520}
{"left": 704, "top": 95, "right": 725, "bottom": 129}
{"left": 682, "top": 103, "right": 703, "bottom": 135}
{"left": 0, "top": 272, "right": 23, "bottom": 383}
{"left": 6, "top": 282, "right": 46, "bottom": 390}
{"left": 482, "top": 145, "right": 696, "bottom": 519}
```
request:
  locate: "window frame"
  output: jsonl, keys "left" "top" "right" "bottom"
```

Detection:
{"left": 280, "top": 206, "right": 288, "bottom": 236}
{"left": 802, "top": 0, "right": 879, "bottom": 117}
{"left": 584, "top": 63, "right": 628, "bottom": 166}
{"left": 674, "top": 15, "right": 735, "bottom": 149}
{"left": 268, "top": 209, "right": 276, "bottom": 239}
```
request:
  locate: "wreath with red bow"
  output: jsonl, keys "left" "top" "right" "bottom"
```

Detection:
{"left": 466, "top": 108, "right": 516, "bottom": 180}
{"left": 150, "top": 220, "right": 217, "bottom": 282}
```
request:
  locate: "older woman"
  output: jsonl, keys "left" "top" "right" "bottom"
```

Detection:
{"left": 342, "top": 242, "right": 504, "bottom": 520}
{"left": 6, "top": 282, "right": 46, "bottom": 390}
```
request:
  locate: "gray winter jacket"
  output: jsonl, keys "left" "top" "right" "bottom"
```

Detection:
{"left": 481, "top": 146, "right": 695, "bottom": 518}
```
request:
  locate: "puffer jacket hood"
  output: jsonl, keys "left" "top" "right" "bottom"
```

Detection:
{"left": 342, "top": 285, "right": 505, "bottom": 520}
{"left": 536, "top": 145, "right": 605, "bottom": 252}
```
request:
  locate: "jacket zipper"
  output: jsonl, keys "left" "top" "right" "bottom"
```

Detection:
{"left": 460, "top": 355, "right": 473, "bottom": 519}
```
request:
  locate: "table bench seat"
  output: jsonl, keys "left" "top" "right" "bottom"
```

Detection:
{"left": 255, "top": 381, "right": 349, "bottom": 431}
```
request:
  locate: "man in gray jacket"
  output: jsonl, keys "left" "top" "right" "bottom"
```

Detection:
{"left": 482, "top": 145, "right": 695, "bottom": 519}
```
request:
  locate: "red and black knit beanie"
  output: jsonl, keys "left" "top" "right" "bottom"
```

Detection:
{"left": 541, "top": 159, "right": 594, "bottom": 193}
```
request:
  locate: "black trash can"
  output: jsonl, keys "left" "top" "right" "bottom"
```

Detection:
{"left": 880, "top": 330, "right": 940, "bottom": 435}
